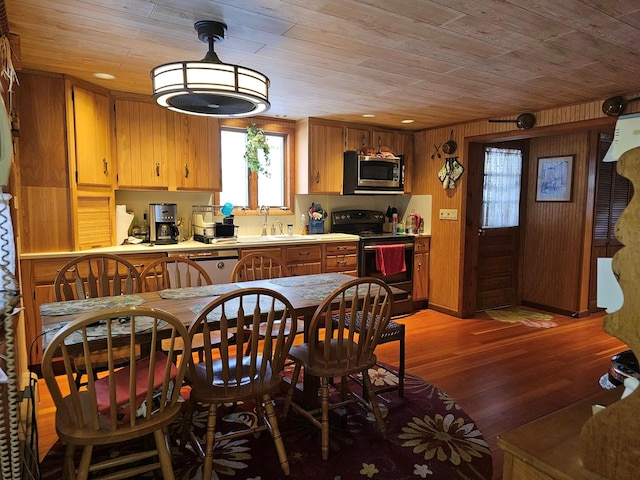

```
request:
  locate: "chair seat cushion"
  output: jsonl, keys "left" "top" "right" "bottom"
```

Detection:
{"left": 333, "top": 312, "right": 404, "bottom": 343}
{"left": 94, "top": 351, "right": 177, "bottom": 421}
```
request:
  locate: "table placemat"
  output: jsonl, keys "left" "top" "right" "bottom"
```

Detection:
{"left": 158, "top": 284, "right": 240, "bottom": 300}
{"left": 190, "top": 295, "right": 287, "bottom": 321}
{"left": 39, "top": 295, "right": 146, "bottom": 317}
{"left": 43, "top": 316, "right": 168, "bottom": 349}
{"left": 268, "top": 273, "right": 348, "bottom": 288}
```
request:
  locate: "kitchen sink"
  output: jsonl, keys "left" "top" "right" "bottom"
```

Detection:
{"left": 236, "top": 234, "right": 315, "bottom": 243}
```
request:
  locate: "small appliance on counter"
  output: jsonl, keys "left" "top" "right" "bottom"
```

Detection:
{"left": 149, "top": 203, "right": 179, "bottom": 245}
{"left": 192, "top": 205, "right": 239, "bottom": 244}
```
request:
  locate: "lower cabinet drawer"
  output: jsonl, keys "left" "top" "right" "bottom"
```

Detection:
{"left": 325, "top": 254, "right": 357, "bottom": 271}
{"left": 285, "top": 245, "right": 322, "bottom": 263}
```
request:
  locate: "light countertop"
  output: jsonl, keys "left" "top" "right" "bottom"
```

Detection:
{"left": 19, "top": 233, "right": 362, "bottom": 260}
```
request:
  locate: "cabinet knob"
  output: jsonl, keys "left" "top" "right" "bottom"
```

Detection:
{"left": 417, "top": 261, "right": 422, "bottom": 270}
{"left": 315, "top": 171, "right": 320, "bottom": 183}
{"left": 185, "top": 163, "right": 189, "bottom": 178}
{"left": 102, "top": 158, "right": 108, "bottom": 175}
{"left": 155, "top": 163, "right": 160, "bottom": 176}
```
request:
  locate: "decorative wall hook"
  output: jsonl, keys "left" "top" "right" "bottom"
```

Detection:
{"left": 488, "top": 112, "right": 536, "bottom": 130}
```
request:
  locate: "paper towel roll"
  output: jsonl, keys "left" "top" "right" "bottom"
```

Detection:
{"left": 116, "top": 205, "right": 134, "bottom": 245}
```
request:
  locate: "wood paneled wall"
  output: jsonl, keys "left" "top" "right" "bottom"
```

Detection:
{"left": 413, "top": 96, "right": 639, "bottom": 316}
{"left": 522, "top": 132, "right": 589, "bottom": 312}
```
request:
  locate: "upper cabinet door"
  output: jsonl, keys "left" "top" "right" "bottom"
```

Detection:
{"left": 345, "top": 127, "right": 371, "bottom": 153}
{"left": 72, "top": 85, "right": 112, "bottom": 188}
{"left": 114, "top": 99, "right": 169, "bottom": 189}
{"left": 170, "top": 113, "right": 221, "bottom": 191}
{"left": 308, "top": 123, "right": 344, "bottom": 194}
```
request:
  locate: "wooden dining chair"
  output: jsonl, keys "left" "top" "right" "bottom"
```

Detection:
{"left": 282, "top": 277, "right": 394, "bottom": 460}
{"left": 182, "top": 287, "right": 298, "bottom": 478}
{"left": 53, "top": 253, "right": 143, "bottom": 387}
{"left": 140, "top": 256, "right": 212, "bottom": 291}
{"left": 231, "top": 253, "right": 304, "bottom": 349}
{"left": 231, "top": 252, "right": 291, "bottom": 281}
{"left": 53, "top": 253, "right": 142, "bottom": 301}
{"left": 41, "top": 306, "right": 191, "bottom": 480}
{"left": 141, "top": 256, "right": 222, "bottom": 361}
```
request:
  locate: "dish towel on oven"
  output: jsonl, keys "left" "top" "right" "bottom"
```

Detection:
{"left": 375, "top": 244, "right": 406, "bottom": 276}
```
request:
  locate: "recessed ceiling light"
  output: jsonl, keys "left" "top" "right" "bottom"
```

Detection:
{"left": 362, "top": 114, "right": 376, "bottom": 118}
{"left": 93, "top": 72, "right": 116, "bottom": 80}
{"left": 401, "top": 119, "right": 415, "bottom": 124}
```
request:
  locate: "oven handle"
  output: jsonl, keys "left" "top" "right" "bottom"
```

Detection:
{"left": 363, "top": 244, "right": 414, "bottom": 251}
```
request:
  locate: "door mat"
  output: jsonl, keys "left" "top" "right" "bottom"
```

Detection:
{"left": 485, "top": 307, "right": 558, "bottom": 328}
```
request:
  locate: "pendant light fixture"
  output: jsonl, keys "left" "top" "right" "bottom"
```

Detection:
{"left": 151, "top": 21, "right": 270, "bottom": 117}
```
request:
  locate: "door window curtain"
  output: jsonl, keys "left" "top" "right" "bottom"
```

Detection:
{"left": 482, "top": 147, "right": 523, "bottom": 228}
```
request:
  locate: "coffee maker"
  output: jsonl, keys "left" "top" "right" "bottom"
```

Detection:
{"left": 149, "top": 203, "right": 179, "bottom": 244}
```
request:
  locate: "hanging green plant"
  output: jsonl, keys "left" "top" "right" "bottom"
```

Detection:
{"left": 244, "top": 124, "right": 271, "bottom": 177}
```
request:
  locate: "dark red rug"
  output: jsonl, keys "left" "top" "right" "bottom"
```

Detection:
{"left": 40, "top": 367, "right": 492, "bottom": 479}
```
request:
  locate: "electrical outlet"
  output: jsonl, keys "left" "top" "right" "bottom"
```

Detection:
{"left": 439, "top": 209, "right": 458, "bottom": 220}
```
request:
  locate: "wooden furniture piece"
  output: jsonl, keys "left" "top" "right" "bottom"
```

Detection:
{"left": 231, "top": 252, "right": 302, "bottom": 351}
{"left": 579, "top": 146, "right": 640, "bottom": 478}
{"left": 53, "top": 253, "right": 143, "bottom": 386}
{"left": 141, "top": 256, "right": 212, "bottom": 291}
{"left": 231, "top": 252, "right": 291, "bottom": 281}
{"left": 40, "top": 273, "right": 410, "bottom": 405}
{"left": 499, "top": 386, "right": 620, "bottom": 480}
{"left": 182, "top": 288, "right": 297, "bottom": 478}
{"left": 20, "top": 251, "right": 165, "bottom": 369}
{"left": 53, "top": 253, "right": 142, "bottom": 301}
{"left": 41, "top": 306, "right": 191, "bottom": 480}
{"left": 141, "top": 256, "right": 216, "bottom": 360}
{"left": 282, "top": 277, "right": 394, "bottom": 460}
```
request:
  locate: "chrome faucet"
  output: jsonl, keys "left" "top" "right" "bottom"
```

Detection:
{"left": 259, "top": 205, "right": 270, "bottom": 236}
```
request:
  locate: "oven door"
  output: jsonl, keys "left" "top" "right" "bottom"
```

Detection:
{"left": 360, "top": 241, "right": 414, "bottom": 293}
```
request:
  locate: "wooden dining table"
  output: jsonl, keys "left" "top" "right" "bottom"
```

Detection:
{"left": 39, "top": 272, "right": 408, "bottom": 405}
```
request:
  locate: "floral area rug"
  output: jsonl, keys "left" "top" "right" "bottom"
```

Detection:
{"left": 485, "top": 307, "right": 558, "bottom": 328}
{"left": 40, "top": 367, "right": 493, "bottom": 480}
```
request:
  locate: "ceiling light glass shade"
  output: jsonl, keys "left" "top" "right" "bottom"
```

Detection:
{"left": 150, "top": 21, "right": 270, "bottom": 117}
{"left": 151, "top": 61, "right": 270, "bottom": 117}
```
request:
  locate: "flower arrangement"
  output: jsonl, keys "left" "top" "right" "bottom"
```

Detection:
{"left": 244, "top": 124, "right": 270, "bottom": 176}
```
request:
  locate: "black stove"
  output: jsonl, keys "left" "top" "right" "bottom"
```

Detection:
{"left": 331, "top": 209, "right": 415, "bottom": 314}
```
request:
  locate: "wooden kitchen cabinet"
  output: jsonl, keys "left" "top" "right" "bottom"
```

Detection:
{"left": 285, "top": 244, "right": 322, "bottom": 276}
{"left": 114, "top": 96, "right": 221, "bottom": 191}
{"left": 323, "top": 242, "right": 358, "bottom": 275}
{"left": 69, "top": 83, "right": 113, "bottom": 188}
{"left": 296, "top": 118, "right": 345, "bottom": 194}
{"left": 20, "top": 252, "right": 166, "bottom": 368}
{"left": 345, "top": 127, "right": 371, "bottom": 152}
{"left": 114, "top": 98, "right": 169, "bottom": 189}
{"left": 17, "top": 72, "right": 115, "bottom": 252}
{"left": 413, "top": 236, "right": 430, "bottom": 301}
{"left": 296, "top": 117, "right": 415, "bottom": 195}
{"left": 172, "top": 112, "right": 222, "bottom": 191}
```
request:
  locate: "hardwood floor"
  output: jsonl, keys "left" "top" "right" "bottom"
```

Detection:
{"left": 34, "top": 307, "right": 625, "bottom": 479}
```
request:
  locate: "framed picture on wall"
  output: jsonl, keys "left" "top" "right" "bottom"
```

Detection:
{"left": 536, "top": 155, "right": 574, "bottom": 202}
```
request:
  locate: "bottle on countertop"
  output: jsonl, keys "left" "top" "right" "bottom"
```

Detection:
{"left": 392, "top": 213, "right": 398, "bottom": 234}
{"left": 140, "top": 212, "right": 150, "bottom": 242}
{"left": 300, "top": 213, "right": 308, "bottom": 235}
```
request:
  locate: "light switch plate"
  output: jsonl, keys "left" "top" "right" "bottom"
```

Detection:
{"left": 439, "top": 209, "right": 458, "bottom": 220}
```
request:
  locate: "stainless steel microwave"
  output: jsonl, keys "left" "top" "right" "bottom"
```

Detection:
{"left": 343, "top": 150, "right": 405, "bottom": 194}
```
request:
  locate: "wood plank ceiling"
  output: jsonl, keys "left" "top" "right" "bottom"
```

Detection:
{"left": 6, "top": 0, "right": 640, "bottom": 130}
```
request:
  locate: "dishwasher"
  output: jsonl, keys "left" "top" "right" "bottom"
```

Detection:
{"left": 169, "top": 249, "right": 239, "bottom": 284}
